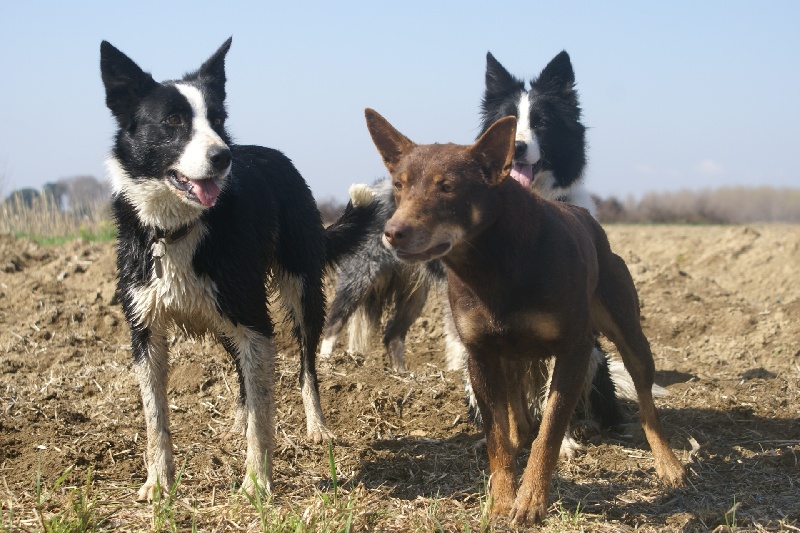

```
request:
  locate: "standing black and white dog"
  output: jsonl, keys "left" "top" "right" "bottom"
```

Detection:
{"left": 101, "top": 38, "right": 373, "bottom": 500}
{"left": 481, "top": 51, "right": 594, "bottom": 211}
{"left": 321, "top": 51, "right": 644, "bottom": 455}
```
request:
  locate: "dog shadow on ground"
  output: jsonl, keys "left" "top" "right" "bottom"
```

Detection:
{"left": 343, "top": 393, "right": 798, "bottom": 529}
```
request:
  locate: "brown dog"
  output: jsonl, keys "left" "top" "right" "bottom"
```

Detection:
{"left": 364, "top": 108, "right": 686, "bottom": 525}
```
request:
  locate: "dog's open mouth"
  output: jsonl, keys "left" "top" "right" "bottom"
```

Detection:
{"left": 510, "top": 163, "right": 533, "bottom": 188}
{"left": 168, "top": 171, "right": 221, "bottom": 207}
{"left": 394, "top": 241, "right": 452, "bottom": 262}
{"left": 510, "top": 160, "right": 544, "bottom": 189}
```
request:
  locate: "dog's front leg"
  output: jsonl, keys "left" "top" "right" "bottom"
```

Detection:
{"left": 468, "top": 353, "right": 518, "bottom": 517}
{"left": 132, "top": 329, "right": 175, "bottom": 502}
{"left": 225, "top": 327, "right": 276, "bottom": 495}
{"left": 512, "top": 339, "right": 592, "bottom": 525}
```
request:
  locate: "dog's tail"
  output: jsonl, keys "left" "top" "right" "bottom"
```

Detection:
{"left": 608, "top": 358, "right": 669, "bottom": 400}
{"left": 323, "top": 184, "right": 378, "bottom": 266}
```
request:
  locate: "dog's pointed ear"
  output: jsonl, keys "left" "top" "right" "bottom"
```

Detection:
{"left": 365, "top": 108, "right": 415, "bottom": 174}
{"left": 534, "top": 50, "right": 575, "bottom": 90}
{"left": 481, "top": 53, "right": 525, "bottom": 132}
{"left": 470, "top": 116, "right": 516, "bottom": 186}
{"left": 187, "top": 37, "right": 233, "bottom": 102}
{"left": 100, "top": 41, "right": 158, "bottom": 127}
{"left": 485, "top": 52, "right": 520, "bottom": 95}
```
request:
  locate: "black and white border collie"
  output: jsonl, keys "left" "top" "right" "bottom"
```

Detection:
{"left": 101, "top": 38, "right": 373, "bottom": 500}
{"left": 481, "top": 51, "right": 594, "bottom": 212}
{"left": 321, "top": 51, "right": 639, "bottom": 456}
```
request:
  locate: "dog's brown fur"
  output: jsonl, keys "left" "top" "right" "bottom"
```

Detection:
{"left": 365, "top": 108, "right": 686, "bottom": 525}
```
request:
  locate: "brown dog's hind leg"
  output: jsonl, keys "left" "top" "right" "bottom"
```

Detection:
{"left": 511, "top": 337, "right": 593, "bottom": 526}
{"left": 593, "top": 255, "right": 686, "bottom": 487}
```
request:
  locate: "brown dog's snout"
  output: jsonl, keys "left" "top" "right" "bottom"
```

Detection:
{"left": 383, "top": 219, "right": 410, "bottom": 248}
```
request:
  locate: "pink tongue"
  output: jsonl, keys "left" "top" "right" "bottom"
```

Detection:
{"left": 189, "top": 179, "right": 220, "bottom": 207}
{"left": 510, "top": 163, "right": 533, "bottom": 188}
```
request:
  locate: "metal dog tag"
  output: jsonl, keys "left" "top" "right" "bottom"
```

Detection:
{"left": 151, "top": 240, "right": 166, "bottom": 279}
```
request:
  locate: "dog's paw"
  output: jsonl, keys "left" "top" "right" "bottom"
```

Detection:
{"left": 490, "top": 498, "right": 513, "bottom": 520}
{"left": 241, "top": 472, "right": 273, "bottom": 498}
{"left": 348, "top": 183, "right": 374, "bottom": 207}
{"left": 657, "top": 457, "right": 687, "bottom": 488}
{"left": 663, "top": 468, "right": 688, "bottom": 488}
{"left": 319, "top": 335, "right": 336, "bottom": 358}
{"left": 509, "top": 486, "right": 549, "bottom": 526}
{"left": 136, "top": 478, "right": 168, "bottom": 503}
{"left": 390, "top": 361, "right": 408, "bottom": 373}
{"left": 307, "top": 423, "right": 336, "bottom": 444}
{"left": 136, "top": 465, "right": 175, "bottom": 502}
{"left": 558, "top": 433, "right": 582, "bottom": 459}
{"left": 487, "top": 470, "right": 516, "bottom": 519}
{"left": 386, "top": 338, "right": 407, "bottom": 372}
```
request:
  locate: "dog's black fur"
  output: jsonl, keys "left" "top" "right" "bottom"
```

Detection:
{"left": 101, "top": 38, "right": 374, "bottom": 500}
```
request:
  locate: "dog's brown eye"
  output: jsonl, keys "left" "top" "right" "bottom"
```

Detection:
{"left": 394, "top": 181, "right": 403, "bottom": 191}
{"left": 440, "top": 182, "right": 454, "bottom": 193}
{"left": 211, "top": 117, "right": 223, "bottom": 126}
{"left": 165, "top": 115, "right": 183, "bottom": 126}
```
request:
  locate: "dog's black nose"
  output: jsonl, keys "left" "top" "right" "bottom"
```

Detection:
{"left": 514, "top": 141, "right": 527, "bottom": 160}
{"left": 209, "top": 147, "right": 232, "bottom": 171}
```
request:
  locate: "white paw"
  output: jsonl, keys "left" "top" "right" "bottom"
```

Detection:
{"left": 308, "top": 423, "right": 336, "bottom": 444}
{"left": 136, "top": 476, "right": 171, "bottom": 502}
{"left": 241, "top": 472, "right": 273, "bottom": 497}
{"left": 559, "top": 433, "right": 582, "bottom": 459}
{"left": 319, "top": 336, "right": 336, "bottom": 358}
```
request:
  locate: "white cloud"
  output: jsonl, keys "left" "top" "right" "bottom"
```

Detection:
{"left": 694, "top": 159, "right": 725, "bottom": 176}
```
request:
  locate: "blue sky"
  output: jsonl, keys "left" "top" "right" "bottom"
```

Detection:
{"left": 1, "top": 1, "right": 798, "bottom": 202}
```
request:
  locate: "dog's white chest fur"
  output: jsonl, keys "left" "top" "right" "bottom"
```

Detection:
{"left": 128, "top": 225, "right": 220, "bottom": 333}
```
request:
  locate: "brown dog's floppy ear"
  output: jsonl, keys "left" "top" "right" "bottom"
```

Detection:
{"left": 470, "top": 116, "right": 516, "bottom": 185}
{"left": 365, "top": 108, "right": 415, "bottom": 174}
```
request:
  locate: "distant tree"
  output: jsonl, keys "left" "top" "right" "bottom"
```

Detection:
{"left": 43, "top": 181, "right": 69, "bottom": 209}
{"left": 68, "top": 175, "right": 107, "bottom": 204}
{"left": 5, "top": 188, "right": 41, "bottom": 209}
{"left": 593, "top": 194, "right": 627, "bottom": 223}
{"left": 594, "top": 186, "right": 800, "bottom": 224}
{"left": 42, "top": 176, "right": 108, "bottom": 211}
